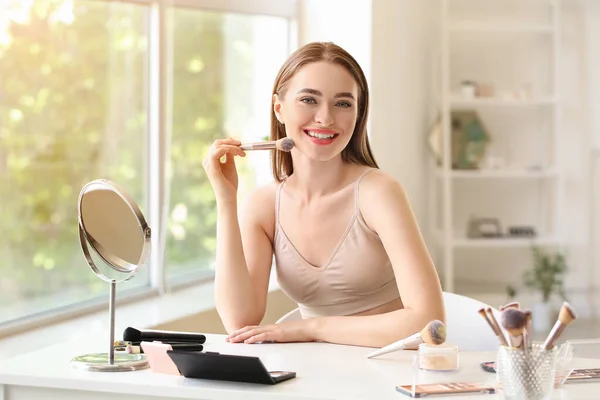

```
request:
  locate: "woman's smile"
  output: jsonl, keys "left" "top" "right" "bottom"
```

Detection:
{"left": 303, "top": 128, "right": 340, "bottom": 146}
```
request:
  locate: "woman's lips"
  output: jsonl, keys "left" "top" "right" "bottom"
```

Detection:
{"left": 303, "top": 130, "right": 339, "bottom": 145}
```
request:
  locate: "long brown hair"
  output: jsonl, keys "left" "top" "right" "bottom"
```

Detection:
{"left": 270, "top": 42, "right": 378, "bottom": 182}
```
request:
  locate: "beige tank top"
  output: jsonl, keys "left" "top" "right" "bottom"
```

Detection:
{"left": 273, "top": 169, "right": 400, "bottom": 319}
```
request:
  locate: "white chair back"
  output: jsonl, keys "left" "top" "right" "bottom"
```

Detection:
{"left": 443, "top": 291, "right": 501, "bottom": 351}
{"left": 276, "top": 307, "right": 302, "bottom": 324}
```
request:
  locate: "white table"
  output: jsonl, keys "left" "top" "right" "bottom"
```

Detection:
{"left": 0, "top": 333, "right": 599, "bottom": 400}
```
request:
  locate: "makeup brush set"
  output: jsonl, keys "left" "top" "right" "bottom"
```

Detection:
{"left": 478, "top": 301, "right": 577, "bottom": 352}
{"left": 480, "top": 301, "right": 578, "bottom": 398}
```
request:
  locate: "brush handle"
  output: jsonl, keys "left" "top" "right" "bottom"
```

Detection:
{"left": 543, "top": 322, "right": 565, "bottom": 350}
{"left": 508, "top": 334, "right": 524, "bottom": 349}
{"left": 487, "top": 310, "right": 510, "bottom": 347}
{"left": 366, "top": 332, "right": 421, "bottom": 359}
{"left": 240, "top": 141, "right": 276, "bottom": 151}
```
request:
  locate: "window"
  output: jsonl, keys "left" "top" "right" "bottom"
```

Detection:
{"left": 0, "top": 0, "right": 294, "bottom": 329}
{"left": 0, "top": 0, "right": 150, "bottom": 324}
{"left": 165, "top": 9, "right": 290, "bottom": 282}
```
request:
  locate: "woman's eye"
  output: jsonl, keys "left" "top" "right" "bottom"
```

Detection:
{"left": 336, "top": 101, "right": 352, "bottom": 108}
{"left": 300, "top": 97, "right": 316, "bottom": 104}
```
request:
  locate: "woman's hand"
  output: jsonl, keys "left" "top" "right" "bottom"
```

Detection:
{"left": 202, "top": 138, "right": 246, "bottom": 202}
{"left": 226, "top": 320, "right": 317, "bottom": 344}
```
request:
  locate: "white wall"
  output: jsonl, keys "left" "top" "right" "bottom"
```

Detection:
{"left": 297, "top": 0, "right": 371, "bottom": 84}
{"left": 370, "top": 0, "right": 439, "bottom": 232}
{"left": 298, "top": 0, "right": 437, "bottom": 231}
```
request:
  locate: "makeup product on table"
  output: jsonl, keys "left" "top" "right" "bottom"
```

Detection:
{"left": 167, "top": 351, "right": 297, "bottom": 385}
{"left": 564, "top": 368, "right": 600, "bottom": 383}
{"left": 366, "top": 320, "right": 446, "bottom": 359}
{"left": 480, "top": 361, "right": 496, "bottom": 373}
{"left": 418, "top": 343, "right": 459, "bottom": 371}
{"left": 240, "top": 137, "right": 294, "bottom": 152}
{"left": 140, "top": 341, "right": 182, "bottom": 375}
{"left": 543, "top": 302, "right": 577, "bottom": 350}
{"left": 114, "top": 340, "right": 132, "bottom": 351}
{"left": 396, "top": 382, "right": 495, "bottom": 397}
{"left": 123, "top": 327, "right": 207, "bottom": 345}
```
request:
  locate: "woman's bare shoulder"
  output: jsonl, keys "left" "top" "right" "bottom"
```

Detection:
{"left": 360, "top": 169, "right": 405, "bottom": 195}
{"left": 240, "top": 181, "right": 279, "bottom": 234}
{"left": 358, "top": 169, "right": 411, "bottom": 226}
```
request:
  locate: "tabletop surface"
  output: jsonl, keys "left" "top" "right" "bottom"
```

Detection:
{"left": 1, "top": 333, "right": 600, "bottom": 400}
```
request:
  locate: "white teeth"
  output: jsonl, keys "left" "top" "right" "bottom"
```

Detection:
{"left": 306, "top": 131, "right": 335, "bottom": 139}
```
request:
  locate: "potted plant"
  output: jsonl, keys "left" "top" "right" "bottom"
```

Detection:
{"left": 505, "top": 284, "right": 517, "bottom": 302}
{"left": 523, "top": 246, "right": 568, "bottom": 332}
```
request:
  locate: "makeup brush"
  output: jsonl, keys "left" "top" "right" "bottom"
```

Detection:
{"left": 500, "top": 308, "right": 529, "bottom": 349}
{"left": 366, "top": 320, "right": 446, "bottom": 359}
{"left": 123, "top": 327, "right": 207, "bottom": 345}
{"left": 542, "top": 302, "right": 577, "bottom": 350}
{"left": 240, "top": 137, "right": 294, "bottom": 152}
{"left": 500, "top": 301, "right": 520, "bottom": 311}
{"left": 478, "top": 308, "right": 508, "bottom": 347}
{"left": 487, "top": 307, "right": 511, "bottom": 347}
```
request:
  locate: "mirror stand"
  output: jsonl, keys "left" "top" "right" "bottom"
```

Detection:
{"left": 70, "top": 180, "right": 150, "bottom": 372}
{"left": 71, "top": 249, "right": 148, "bottom": 372}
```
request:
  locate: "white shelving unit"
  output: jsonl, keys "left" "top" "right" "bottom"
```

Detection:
{"left": 433, "top": 0, "right": 563, "bottom": 295}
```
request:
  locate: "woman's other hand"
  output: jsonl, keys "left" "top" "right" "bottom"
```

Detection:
{"left": 202, "top": 138, "right": 246, "bottom": 202}
{"left": 226, "top": 320, "right": 317, "bottom": 344}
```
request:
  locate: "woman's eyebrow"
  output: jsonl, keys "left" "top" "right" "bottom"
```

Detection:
{"left": 296, "top": 88, "right": 356, "bottom": 100}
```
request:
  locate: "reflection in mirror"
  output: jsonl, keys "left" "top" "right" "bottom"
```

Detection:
{"left": 71, "top": 179, "right": 151, "bottom": 372}
{"left": 79, "top": 182, "right": 150, "bottom": 276}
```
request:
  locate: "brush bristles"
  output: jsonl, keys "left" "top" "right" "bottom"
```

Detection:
{"left": 558, "top": 302, "right": 576, "bottom": 325}
{"left": 500, "top": 308, "right": 529, "bottom": 331}
{"left": 123, "top": 327, "right": 141, "bottom": 342}
{"left": 421, "top": 320, "right": 446, "bottom": 345}
{"left": 276, "top": 137, "right": 294, "bottom": 152}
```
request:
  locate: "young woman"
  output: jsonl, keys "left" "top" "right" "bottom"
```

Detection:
{"left": 202, "top": 42, "right": 444, "bottom": 348}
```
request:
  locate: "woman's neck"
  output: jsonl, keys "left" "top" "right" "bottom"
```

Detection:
{"left": 287, "top": 154, "right": 353, "bottom": 202}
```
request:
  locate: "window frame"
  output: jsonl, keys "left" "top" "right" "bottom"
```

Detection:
{"left": 0, "top": 0, "right": 297, "bottom": 339}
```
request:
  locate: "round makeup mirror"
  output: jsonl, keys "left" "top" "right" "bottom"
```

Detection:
{"left": 71, "top": 179, "right": 151, "bottom": 372}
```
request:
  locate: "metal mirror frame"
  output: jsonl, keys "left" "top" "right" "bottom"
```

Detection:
{"left": 71, "top": 179, "right": 151, "bottom": 372}
{"left": 78, "top": 179, "right": 151, "bottom": 278}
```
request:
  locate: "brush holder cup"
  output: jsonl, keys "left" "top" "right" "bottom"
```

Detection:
{"left": 497, "top": 344, "right": 557, "bottom": 400}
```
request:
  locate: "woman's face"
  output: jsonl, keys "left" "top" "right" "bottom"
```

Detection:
{"left": 274, "top": 61, "right": 359, "bottom": 162}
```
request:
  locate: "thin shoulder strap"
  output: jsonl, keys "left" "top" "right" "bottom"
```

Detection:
{"left": 354, "top": 168, "right": 376, "bottom": 213}
{"left": 275, "top": 179, "right": 286, "bottom": 226}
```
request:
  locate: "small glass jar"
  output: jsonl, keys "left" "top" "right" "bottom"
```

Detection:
{"left": 418, "top": 343, "right": 459, "bottom": 371}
